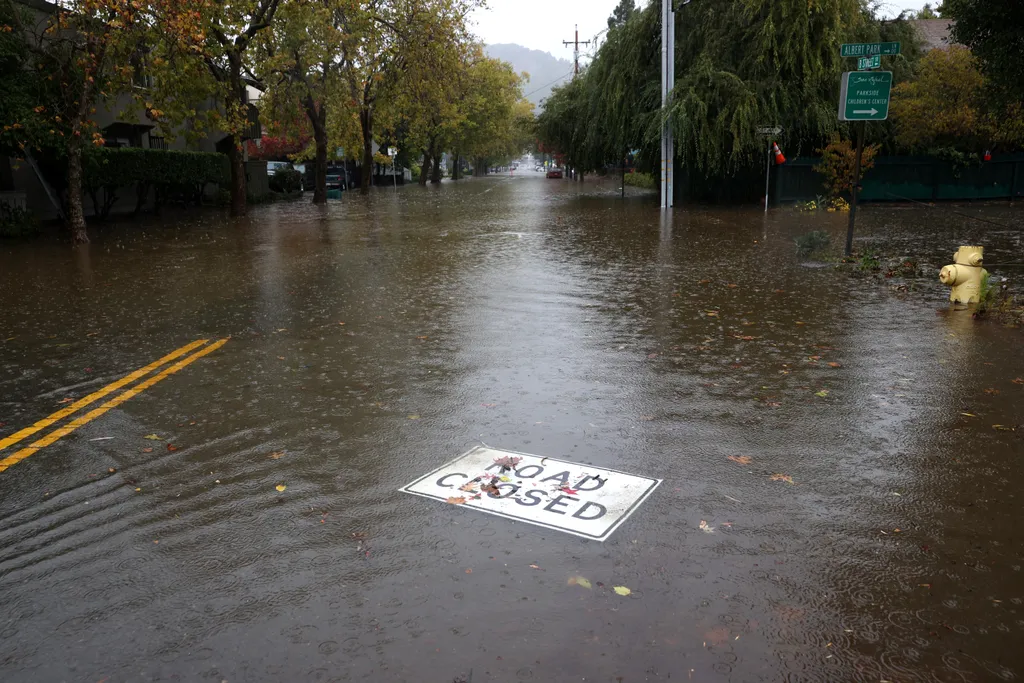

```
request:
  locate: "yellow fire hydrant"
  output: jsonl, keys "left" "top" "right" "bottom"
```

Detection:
{"left": 939, "top": 246, "right": 988, "bottom": 304}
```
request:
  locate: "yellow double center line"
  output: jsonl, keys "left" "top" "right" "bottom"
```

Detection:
{"left": 0, "top": 338, "right": 228, "bottom": 474}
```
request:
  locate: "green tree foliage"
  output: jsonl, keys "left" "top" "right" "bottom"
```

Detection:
{"left": 607, "top": 0, "right": 635, "bottom": 30}
{"left": 890, "top": 46, "right": 1024, "bottom": 155}
{"left": 945, "top": 0, "right": 1024, "bottom": 105}
{"left": 537, "top": 0, "right": 923, "bottom": 200}
{"left": 913, "top": 3, "right": 940, "bottom": 19}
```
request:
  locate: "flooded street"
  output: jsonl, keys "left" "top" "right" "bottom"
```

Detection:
{"left": 1, "top": 174, "right": 1023, "bottom": 682}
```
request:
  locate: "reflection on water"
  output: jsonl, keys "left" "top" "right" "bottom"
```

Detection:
{"left": 0, "top": 177, "right": 1022, "bottom": 682}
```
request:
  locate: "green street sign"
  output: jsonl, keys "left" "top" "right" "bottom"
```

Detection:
{"left": 841, "top": 42, "right": 900, "bottom": 57}
{"left": 839, "top": 71, "right": 893, "bottom": 121}
{"left": 858, "top": 54, "right": 881, "bottom": 70}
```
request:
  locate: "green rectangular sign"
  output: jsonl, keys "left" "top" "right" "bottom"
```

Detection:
{"left": 858, "top": 54, "right": 881, "bottom": 70}
{"left": 839, "top": 71, "right": 893, "bottom": 121}
{"left": 841, "top": 42, "right": 900, "bottom": 57}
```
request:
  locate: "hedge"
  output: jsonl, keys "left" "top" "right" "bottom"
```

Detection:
{"left": 83, "top": 147, "right": 229, "bottom": 218}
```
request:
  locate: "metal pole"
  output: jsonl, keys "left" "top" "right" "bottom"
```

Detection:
{"left": 845, "top": 121, "right": 865, "bottom": 256}
{"left": 764, "top": 142, "right": 771, "bottom": 213}
{"left": 661, "top": 0, "right": 674, "bottom": 209}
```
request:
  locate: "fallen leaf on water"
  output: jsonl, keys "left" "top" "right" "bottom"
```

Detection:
{"left": 493, "top": 455, "right": 522, "bottom": 469}
{"left": 465, "top": 568, "right": 472, "bottom": 574}
{"left": 416, "top": 336, "right": 428, "bottom": 340}
{"left": 704, "top": 310, "right": 719, "bottom": 317}
{"left": 727, "top": 455, "right": 752, "bottom": 465}
{"left": 815, "top": 390, "right": 830, "bottom": 398}
{"left": 275, "top": 484, "right": 287, "bottom": 492}
{"left": 733, "top": 335, "right": 759, "bottom": 341}
{"left": 568, "top": 576, "right": 592, "bottom": 589}
{"left": 1013, "top": 378, "right": 1023, "bottom": 385}
{"left": 446, "top": 496, "right": 466, "bottom": 505}
{"left": 142, "top": 447, "right": 153, "bottom": 453}
{"left": 828, "top": 362, "right": 842, "bottom": 368}
{"left": 699, "top": 520, "right": 715, "bottom": 533}
{"left": 481, "top": 403, "right": 496, "bottom": 407}
{"left": 770, "top": 474, "right": 795, "bottom": 484}
{"left": 993, "top": 425, "right": 1014, "bottom": 432}
{"left": 613, "top": 586, "right": 632, "bottom": 596}
{"left": 59, "top": 397, "right": 75, "bottom": 404}
{"left": 166, "top": 444, "right": 178, "bottom": 452}
{"left": 796, "top": 321, "right": 805, "bottom": 325}
{"left": 108, "top": 467, "right": 116, "bottom": 473}
{"left": 961, "top": 412, "right": 977, "bottom": 417}
{"left": 698, "top": 279, "right": 711, "bottom": 285}
{"left": 407, "top": 414, "right": 421, "bottom": 420}
{"left": 984, "top": 388, "right": 1000, "bottom": 395}
{"left": 726, "top": 284, "right": 738, "bottom": 289}
{"left": 269, "top": 451, "right": 285, "bottom": 459}
{"left": 529, "top": 564, "right": 541, "bottom": 570}
{"left": 458, "top": 482, "right": 478, "bottom": 492}
{"left": 143, "top": 434, "right": 161, "bottom": 440}
{"left": 639, "top": 415, "right": 655, "bottom": 421}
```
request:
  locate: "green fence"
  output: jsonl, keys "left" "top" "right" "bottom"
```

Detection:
{"left": 774, "top": 154, "right": 1024, "bottom": 204}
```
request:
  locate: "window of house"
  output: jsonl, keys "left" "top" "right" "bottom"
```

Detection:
{"left": 149, "top": 136, "right": 167, "bottom": 150}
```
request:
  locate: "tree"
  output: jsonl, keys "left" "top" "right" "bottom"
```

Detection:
{"left": 257, "top": 0, "right": 344, "bottom": 203}
{"left": 7, "top": 0, "right": 156, "bottom": 243}
{"left": 814, "top": 135, "right": 879, "bottom": 200}
{"left": 890, "top": 45, "right": 1024, "bottom": 154}
{"left": 536, "top": 0, "right": 924, "bottom": 201}
{"left": 913, "top": 3, "right": 940, "bottom": 19}
{"left": 607, "top": 0, "right": 635, "bottom": 30}
{"left": 157, "top": 0, "right": 283, "bottom": 216}
{"left": 945, "top": 0, "right": 1024, "bottom": 105}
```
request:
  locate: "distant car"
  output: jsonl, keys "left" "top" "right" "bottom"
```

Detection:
{"left": 534, "top": 165, "right": 544, "bottom": 172}
{"left": 546, "top": 167, "right": 563, "bottom": 179}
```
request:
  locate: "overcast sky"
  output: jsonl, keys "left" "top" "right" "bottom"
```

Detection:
{"left": 471, "top": 0, "right": 937, "bottom": 63}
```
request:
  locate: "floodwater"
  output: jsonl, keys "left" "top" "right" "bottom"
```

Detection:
{"left": 1, "top": 173, "right": 1023, "bottom": 682}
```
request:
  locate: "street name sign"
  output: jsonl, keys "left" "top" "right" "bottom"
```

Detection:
{"left": 858, "top": 54, "right": 881, "bottom": 70}
{"left": 841, "top": 42, "right": 900, "bottom": 57}
{"left": 757, "top": 126, "right": 783, "bottom": 136}
{"left": 839, "top": 71, "right": 892, "bottom": 121}
{"left": 400, "top": 446, "right": 662, "bottom": 541}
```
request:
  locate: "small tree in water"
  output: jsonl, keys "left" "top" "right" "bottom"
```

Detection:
{"left": 814, "top": 135, "right": 880, "bottom": 204}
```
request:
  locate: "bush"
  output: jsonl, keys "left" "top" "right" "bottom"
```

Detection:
{"left": 0, "top": 204, "right": 39, "bottom": 238}
{"left": 814, "top": 135, "right": 880, "bottom": 200}
{"left": 268, "top": 167, "right": 302, "bottom": 194}
{"left": 794, "top": 230, "right": 831, "bottom": 257}
{"left": 623, "top": 171, "right": 655, "bottom": 189}
{"left": 82, "top": 147, "right": 229, "bottom": 218}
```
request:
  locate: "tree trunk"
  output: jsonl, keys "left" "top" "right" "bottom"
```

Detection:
{"left": 359, "top": 108, "right": 373, "bottom": 194}
{"left": 227, "top": 137, "right": 246, "bottom": 216}
{"left": 430, "top": 151, "right": 442, "bottom": 184}
{"left": 474, "top": 157, "right": 487, "bottom": 177}
{"left": 305, "top": 97, "right": 328, "bottom": 204}
{"left": 452, "top": 151, "right": 460, "bottom": 181}
{"left": 419, "top": 150, "right": 430, "bottom": 186}
{"left": 227, "top": 56, "right": 248, "bottom": 216}
{"left": 66, "top": 143, "right": 88, "bottom": 244}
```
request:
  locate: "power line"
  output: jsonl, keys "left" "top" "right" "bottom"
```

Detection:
{"left": 522, "top": 69, "right": 575, "bottom": 101}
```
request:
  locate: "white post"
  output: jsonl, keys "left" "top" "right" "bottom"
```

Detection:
{"left": 660, "top": 0, "right": 674, "bottom": 209}
{"left": 765, "top": 142, "right": 771, "bottom": 213}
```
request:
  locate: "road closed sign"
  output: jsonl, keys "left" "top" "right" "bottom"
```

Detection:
{"left": 400, "top": 446, "right": 661, "bottom": 541}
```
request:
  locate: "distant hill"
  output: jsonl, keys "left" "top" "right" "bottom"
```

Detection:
{"left": 485, "top": 44, "right": 574, "bottom": 108}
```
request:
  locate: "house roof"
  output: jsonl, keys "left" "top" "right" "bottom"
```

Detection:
{"left": 909, "top": 18, "right": 957, "bottom": 51}
{"left": 14, "top": 0, "right": 59, "bottom": 14}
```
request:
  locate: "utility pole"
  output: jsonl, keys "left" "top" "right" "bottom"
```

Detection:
{"left": 660, "top": 0, "right": 675, "bottom": 209}
{"left": 563, "top": 24, "right": 591, "bottom": 76}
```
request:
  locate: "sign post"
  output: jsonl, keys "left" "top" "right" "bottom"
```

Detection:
{"left": 757, "top": 126, "right": 783, "bottom": 213}
{"left": 838, "top": 43, "right": 898, "bottom": 255}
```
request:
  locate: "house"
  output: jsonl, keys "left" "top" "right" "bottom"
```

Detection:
{"left": 908, "top": 18, "right": 957, "bottom": 52}
{"left": 1, "top": 0, "right": 264, "bottom": 221}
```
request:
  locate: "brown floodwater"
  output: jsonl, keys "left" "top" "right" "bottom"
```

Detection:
{"left": 1, "top": 173, "right": 1023, "bottom": 682}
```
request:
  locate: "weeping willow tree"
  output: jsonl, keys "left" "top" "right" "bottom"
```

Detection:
{"left": 537, "top": 0, "right": 922, "bottom": 201}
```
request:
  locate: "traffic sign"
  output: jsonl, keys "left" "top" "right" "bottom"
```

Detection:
{"left": 858, "top": 54, "right": 881, "bottom": 70}
{"left": 757, "top": 126, "right": 783, "bottom": 136}
{"left": 839, "top": 71, "right": 892, "bottom": 121}
{"left": 387, "top": 146, "right": 397, "bottom": 157}
{"left": 841, "top": 42, "right": 900, "bottom": 57}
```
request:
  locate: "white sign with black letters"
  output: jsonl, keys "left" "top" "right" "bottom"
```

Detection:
{"left": 400, "top": 446, "right": 661, "bottom": 541}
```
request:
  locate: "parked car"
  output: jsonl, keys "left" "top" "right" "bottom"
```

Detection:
{"left": 546, "top": 167, "right": 563, "bottom": 179}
